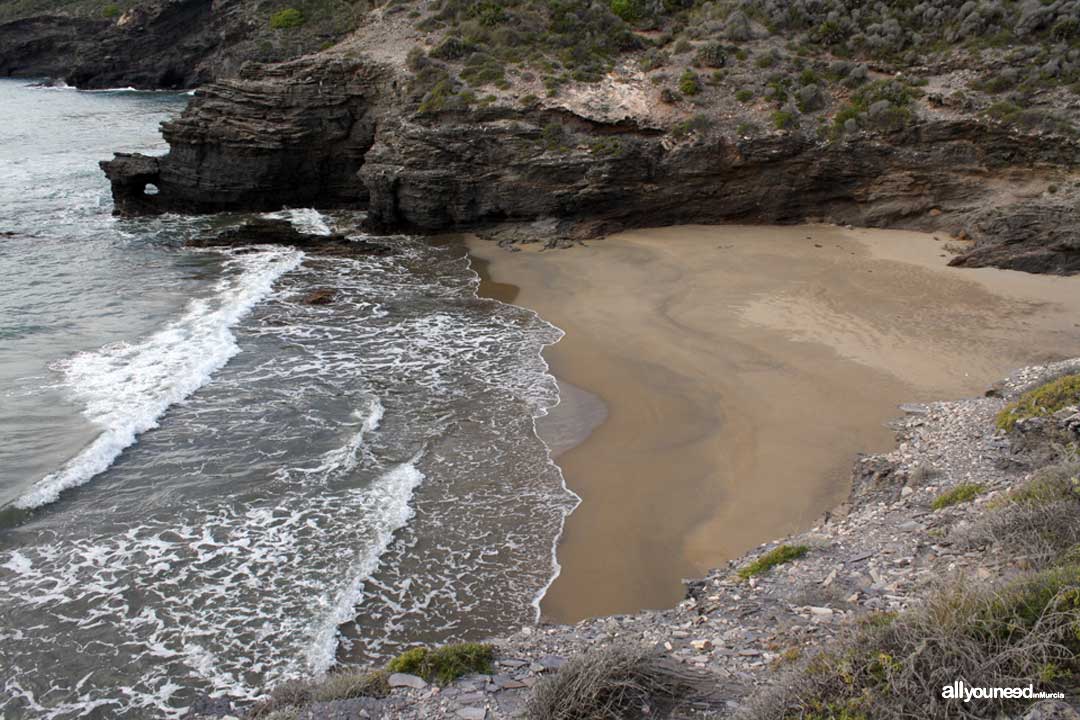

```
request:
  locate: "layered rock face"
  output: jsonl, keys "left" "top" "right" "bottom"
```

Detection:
{"left": 0, "top": 0, "right": 376, "bottom": 89}
{"left": 102, "top": 54, "right": 1080, "bottom": 274}
{"left": 0, "top": 0, "right": 217, "bottom": 89}
{"left": 102, "top": 58, "right": 386, "bottom": 213}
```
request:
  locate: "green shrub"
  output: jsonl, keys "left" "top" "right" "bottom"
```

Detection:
{"left": 735, "top": 88, "right": 754, "bottom": 102}
{"left": 610, "top": 0, "right": 649, "bottom": 22}
{"left": 970, "top": 73, "right": 1016, "bottom": 93}
{"left": 772, "top": 109, "right": 796, "bottom": 129}
{"left": 269, "top": 7, "right": 305, "bottom": 29}
{"left": 799, "top": 68, "right": 819, "bottom": 86}
{"left": 678, "top": 69, "right": 701, "bottom": 95}
{"left": 541, "top": 121, "right": 567, "bottom": 149}
{"left": 987, "top": 100, "right": 1022, "bottom": 123}
{"left": 589, "top": 137, "right": 623, "bottom": 155}
{"left": 460, "top": 52, "right": 505, "bottom": 86}
{"left": 813, "top": 19, "right": 845, "bottom": 45}
{"left": 737, "top": 544, "right": 809, "bottom": 579}
{"left": 639, "top": 48, "right": 669, "bottom": 71}
{"left": 430, "top": 36, "right": 470, "bottom": 61}
{"left": 386, "top": 643, "right": 494, "bottom": 685}
{"left": 1050, "top": 18, "right": 1079, "bottom": 41}
{"left": 673, "top": 37, "right": 693, "bottom": 54}
{"left": 932, "top": 483, "right": 985, "bottom": 510}
{"left": 694, "top": 42, "right": 726, "bottom": 68}
{"left": 997, "top": 374, "right": 1080, "bottom": 432}
{"left": 102, "top": 3, "right": 120, "bottom": 18}
{"left": 469, "top": 1, "right": 506, "bottom": 26}
{"left": 755, "top": 53, "right": 776, "bottom": 69}
{"left": 405, "top": 46, "right": 427, "bottom": 72}
{"left": 851, "top": 79, "right": 914, "bottom": 110}
{"left": 671, "top": 113, "right": 712, "bottom": 139}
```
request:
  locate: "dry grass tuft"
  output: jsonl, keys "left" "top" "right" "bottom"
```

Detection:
{"left": 247, "top": 668, "right": 390, "bottom": 718}
{"left": 961, "top": 462, "right": 1080, "bottom": 568}
{"left": 527, "top": 644, "right": 715, "bottom": 720}
{"left": 739, "top": 565, "right": 1080, "bottom": 720}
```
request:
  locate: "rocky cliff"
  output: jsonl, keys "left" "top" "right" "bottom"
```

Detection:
{"left": 102, "top": 59, "right": 1080, "bottom": 273}
{"left": 96, "top": 0, "right": 1080, "bottom": 272}
{"left": 102, "top": 57, "right": 386, "bottom": 210}
{"left": 0, "top": 0, "right": 375, "bottom": 88}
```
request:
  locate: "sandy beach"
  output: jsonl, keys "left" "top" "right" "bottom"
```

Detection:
{"left": 468, "top": 224, "right": 1080, "bottom": 623}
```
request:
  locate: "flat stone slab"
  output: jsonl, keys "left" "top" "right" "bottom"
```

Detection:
{"left": 388, "top": 673, "right": 426, "bottom": 689}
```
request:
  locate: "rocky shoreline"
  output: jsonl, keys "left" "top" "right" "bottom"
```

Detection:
{"left": 6, "top": 2, "right": 1078, "bottom": 272}
{"left": 98, "top": 49, "right": 1080, "bottom": 275}
{"left": 183, "top": 357, "right": 1080, "bottom": 720}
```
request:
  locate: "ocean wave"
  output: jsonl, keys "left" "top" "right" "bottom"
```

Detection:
{"left": 303, "top": 457, "right": 425, "bottom": 675}
{"left": 12, "top": 247, "right": 303, "bottom": 509}
{"left": 262, "top": 208, "right": 333, "bottom": 236}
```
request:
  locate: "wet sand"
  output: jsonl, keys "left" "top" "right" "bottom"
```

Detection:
{"left": 468, "top": 225, "right": 1080, "bottom": 623}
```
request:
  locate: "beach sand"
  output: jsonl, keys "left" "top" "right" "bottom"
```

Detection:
{"left": 467, "top": 224, "right": 1080, "bottom": 623}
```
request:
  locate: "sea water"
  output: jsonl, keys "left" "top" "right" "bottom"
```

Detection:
{"left": 0, "top": 79, "right": 576, "bottom": 718}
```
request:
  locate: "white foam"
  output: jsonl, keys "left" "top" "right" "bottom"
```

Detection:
{"left": 294, "top": 398, "right": 385, "bottom": 479}
{"left": 263, "top": 208, "right": 333, "bottom": 236}
{"left": 302, "top": 457, "right": 424, "bottom": 675}
{"left": 464, "top": 254, "right": 582, "bottom": 623}
{"left": 13, "top": 248, "right": 303, "bottom": 509}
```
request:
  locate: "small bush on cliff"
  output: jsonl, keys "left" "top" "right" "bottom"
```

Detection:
{"left": 101, "top": 3, "right": 120, "bottom": 18}
{"left": 743, "top": 565, "right": 1080, "bottom": 719}
{"left": 609, "top": 0, "right": 649, "bottom": 23}
{"left": 248, "top": 669, "right": 390, "bottom": 717}
{"left": 737, "top": 544, "right": 809, "bottom": 579}
{"left": 589, "top": 137, "right": 624, "bottom": 156}
{"left": 527, "top": 644, "right": 711, "bottom": 720}
{"left": 694, "top": 42, "right": 727, "bottom": 68}
{"left": 772, "top": 109, "right": 796, "bottom": 130}
{"left": 670, "top": 113, "right": 712, "bottom": 139}
{"left": 678, "top": 69, "right": 702, "bottom": 95}
{"left": 931, "top": 482, "right": 985, "bottom": 510}
{"left": 460, "top": 52, "right": 506, "bottom": 87}
{"left": 996, "top": 374, "right": 1080, "bottom": 432}
{"left": 269, "top": 7, "right": 305, "bottom": 29}
{"left": 386, "top": 642, "right": 494, "bottom": 685}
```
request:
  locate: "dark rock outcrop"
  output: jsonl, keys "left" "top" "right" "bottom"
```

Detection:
{"left": 188, "top": 218, "right": 394, "bottom": 257}
{"left": 102, "top": 58, "right": 387, "bottom": 213}
{"left": 100, "top": 54, "right": 1080, "bottom": 274}
{"left": 0, "top": 0, "right": 376, "bottom": 89}
{"left": 301, "top": 288, "right": 337, "bottom": 305}
{"left": 0, "top": 0, "right": 217, "bottom": 89}
{"left": 949, "top": 203, "right": 1080, "bottom": 275}
{"left": 360, "top": 114, "right": 1079, "bottom": 245}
